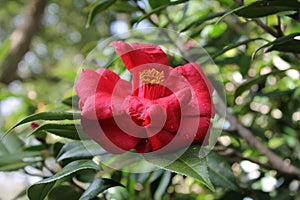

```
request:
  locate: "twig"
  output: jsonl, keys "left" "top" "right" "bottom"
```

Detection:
{"left": 215, "top": 146, "right": 276, "bottom": 171}
{"left": 226, "top": 113, "right": 300, "bottom": 180}
{"left": 252, "top": 19, "right": 280, "bottom": 38}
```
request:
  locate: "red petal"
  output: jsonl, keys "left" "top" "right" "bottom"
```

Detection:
{"left": 75, "top": 69, "right": 101, "bottom": 103}
{"left": 155, "top": 87, "right": 191, "bottom": 133}
{"left": 81, "top": 117, "right": 140, "bottom": 154}
{"left": 76, "top": 68, "right": 131, "bottom": 120}
{"left": 76, "top": 68, "right": 131, "bottom": 103}
{"left": 135, "top": 139, "right": 152, "bottom": 153}
{"left": 95, "top": 68, "right": 131, "bottom": 95}
{"left": 147, "top": 128, "right": 193, "bottom": 153}
{"left": 179, "top": 116, "right": 211, "bottom": 145}
{"left": 81, "top": 92, "right": 126, "bottom": 120}
{"left": 110, "top": 41, "right": 168, "bottom": 70}
{"left": 175, "top": 63, "right": 215, "bottom": 117}
{"left": 147, "top": 129, "right": 174, "bottom": 151}
{"left": 193, "top": 117, "right": 211, "bottom": 145}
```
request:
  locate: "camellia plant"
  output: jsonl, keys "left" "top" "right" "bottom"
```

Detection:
{"left": 1, "top": 0, "right": 300, "bottom": 199}
{"left": 76, "top": 41, "right": 215, "bottom": 154}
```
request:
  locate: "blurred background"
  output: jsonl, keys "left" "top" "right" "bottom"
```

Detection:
{"left": 0, "top": 0, "right": 300, "bottom": 199}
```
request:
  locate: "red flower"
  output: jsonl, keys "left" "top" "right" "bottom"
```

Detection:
{"left": 75, "top": 41, "right": 214, "bottom": 154}
{"left": 30, "top": 122, "right": 39, "bottom": 130}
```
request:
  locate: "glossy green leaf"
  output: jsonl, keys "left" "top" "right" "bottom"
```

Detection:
{"left": 110, "top": 1, "right": 139, "bottom": 13}
{"left": 34, "top": 160, "right": 100, "bottom": 183}
{"left": 255, "top": 32, "right": 300, "bottom": 55}
{"left": 212, "top": 38, "right": 267, "bottom": 59}
{"left": 0, "top": 151, "right": 41, "bottom": 165}
{"left": 207, "top": 151, "right": 238, "bottom": 190}
{"left": 287, "top": 11, "right": 300, "bottom": 21}
{"left": 75, "top": 169, "right": 97, "bottom": 183}
{"left": 48, "top": 185, "right": 82, "bottom": 200}
{"left": 149, "top": 0, "right": 170, "bottom": 9}
{"left": 254, "top": 89, "right": 295, "bottom": 99}
{"left": 234, "top": 70, "right": 287, "bottom": 98}
{"left": 180, "top": 11, "right": 227, "bottom": 32}
{"left": 27, "top": 182, "right": 56, "bottom": 200}
{"left": 234, "top": 0, "right": 300, "bottom": 18}
{"left": 27, "top": 160, "right": 101, "bottom": 200}
{"left": 0, "top": 131, "right": 23, "bottom": 153}
{"left": 0, "top": 161, "right": 36, "bottom": 171}
{"left": 86, "top": 0, "right": 117, "bottom": 28}
{"left": 0, "top": 142, "right": 9, "bottom": 156}
{"left": 4, "top": 112, "right": 80, "bottom": 138}
{"left": 57, "top": 140, "right": 106, "bottom": 161}
{"left": 79, "top": 178, "right": 124, "bottom": 200}
{"left": 137, "top": 0, "right": 188, "bottom": 23}
{"left": 0, "top": 39, "right": 11, "bottom": 64}
{"left": 146, "top": 146, "right": 214, "bottom": 191}
{"left": 268, "top": 39, "right": 300, "bottom": 53}
{"left": 62, "top": 95, "right": 79, "bottom": 107}
{"left": 28, "top": 123, "right": 81, "bottom": 140}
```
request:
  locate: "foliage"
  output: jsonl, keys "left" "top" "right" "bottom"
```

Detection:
{"left": 0, "top": 0, "right": 300, "bottom": 199}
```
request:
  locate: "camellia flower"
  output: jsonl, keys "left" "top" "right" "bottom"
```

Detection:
{"left": 75, "top": 41, "right": 215, "bottom": 154}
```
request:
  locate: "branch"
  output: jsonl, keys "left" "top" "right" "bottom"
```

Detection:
{"left": 215, "top": 146, "right": 277, "bottom": 172}
{"left": 226, "top": 113, "right": 300, "bottom": 180}
{"left": 252, "top": 19, "right": 281, "bottom": 38}
{"left": 0, "top": 0, "right": 48, "bottom": 84}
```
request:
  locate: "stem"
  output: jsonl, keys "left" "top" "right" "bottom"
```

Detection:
{"left": 252, "top": 19, "right": 280, "bottom": 38}
{"left": 226, "top": 113, "right": 300, "bottom": 180}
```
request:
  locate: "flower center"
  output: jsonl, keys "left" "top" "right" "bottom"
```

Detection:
{"left": 139, "top": 68, "right": 164, "bottom": 84}
{"left": 137, "top": 68, "right": 166, "bottom": 100}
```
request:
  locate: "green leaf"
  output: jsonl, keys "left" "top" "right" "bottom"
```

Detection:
{"left": 75, "top": 169, "right": 97, "bottom": 183}
{"left": 254, "top": 89, "right": 295, "bottom": 99}
{"left": 35, "top": 160, "right": 100, "bottom": 183}
{"left": 4, "top": 112, "right": 80, "bottom": 138}
{"left": 148, "top": 0, "right": 170, "bottom": 9}
{"left": 0, "top": 161, "right": 36, "bottom": 171}
{"left": 137, "top": 0, "right": 189, "bottom": 23}
{"left": 48, "top": 185, "right": 82, "bottom": 200}
{"left": 254, "top": 32, "right": 300, "bottom": 55}
{"left": 212, "top": 38, "right": 267, "bottom": 59}
{"left": 0, "top": 151, "right": 41, "bottom": 165}
{"left": 27, "top": 182, "right": 56, "bottom": 200}
{"left": 62, "top": 95, "right": 79, "bottom": 107}
{"left": 0, "top": 142, "right": 9, "bottom": 156}
{"left": 180, "top": 11, "right": 227, "bottom": 32}
{"left": 0, "top": 39, "right": 11, "bottom": 64}
{"left": 234, "top": 70, "right": 287, "bottom": 98}
{"left": 287, "top": 11, "right": 300, "bottom": 21}
{"left": 86, "top": 0, "right": 117, "bottom": 28}
{"left": 27, "top": 160, "right": 101, "bottom": 200}
{"left": 57, "top": 140, "right": 106, "bottom": 162}
{"left": 146, "top": 146, "right": 215, "bottom": 191}
{"left": 268, "top": 39, "right": 300, "bottom": 53}
{"left": 110, "top": 1, "right": 140, "bottom": 13}
{"left": 28, "top": 123, "right": 81, "bottom": 140}
{"left": 0, "top": 131, "right": 23, "bottom": 153}
{"left": 79, "top": 178, "right": 124, "bottom": 200}
{"left": 207, "top": 151, "right": 238, "bottom": 190}
{"left": 234, "top": 0, "right": 300, "bottom": 18}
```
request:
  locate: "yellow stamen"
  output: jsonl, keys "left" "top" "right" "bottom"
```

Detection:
{"left": 139, "top": 68, "right": 164, "bottom": 84}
